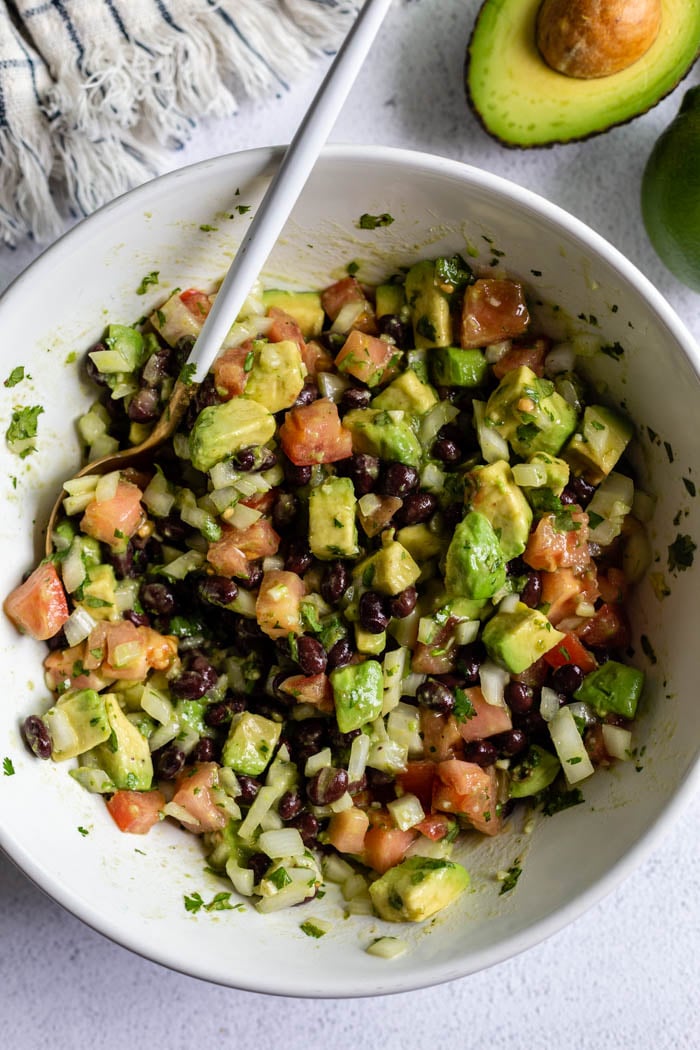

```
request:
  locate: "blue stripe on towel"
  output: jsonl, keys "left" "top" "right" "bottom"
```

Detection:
{"left": 206, "top": 0, "right": 288, "bottom": 91}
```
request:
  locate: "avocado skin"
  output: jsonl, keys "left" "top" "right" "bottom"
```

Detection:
{"left": 464, "top": 0, "right": 700, "bottom": 149}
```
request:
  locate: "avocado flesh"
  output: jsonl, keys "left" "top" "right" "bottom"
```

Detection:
{"left": 466, "top": 0, "right": 700, "bottom": 147}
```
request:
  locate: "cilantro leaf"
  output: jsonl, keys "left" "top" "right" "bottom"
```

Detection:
{"left": 499, "top": 863, "right": 522, "bottom": 895}
{"left": 178, "top": 362, "right": 197, "bottom": 386}
{"left": 300, "top": 920, "right": 327, "bottom": 939}
{"left": 357, "top": 212, "right": 394, "bottom": 230}
{"left": 668, "top": 533, "right": 696, "bottom": 573}
{"left": 4, "top": 366, "right": 29, "bottom": 388}
{"left": 184, "top": 892, "right": 205, "bottom": 914}
{"left": 3, "top": 757, "right": 15, "bottom": 776}
{"left": 435, "top": 254, "right": 474, "bottom": 291}
{"left": 6, "top": 404, "right": 44, "bottom": 457}
{"left": 453, "top": 687, "right": 476, "bottom": 723}
{"left": 136, "top": 271, "right": 159, "bottom": 295}
{"left": 204, "top": 892, "right": 235, "bottom": 912}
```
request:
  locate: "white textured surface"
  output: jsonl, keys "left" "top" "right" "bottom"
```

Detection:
{"left": 1, "top": 0, "right": 699, "bottom": 1044}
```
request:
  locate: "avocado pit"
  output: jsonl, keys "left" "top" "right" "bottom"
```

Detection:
{"left": 536, "top": 0, "right": 662, "bottom": 78}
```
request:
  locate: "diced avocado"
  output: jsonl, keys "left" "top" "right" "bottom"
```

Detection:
{"left": 355, "top": 624, "right": 387, "bottom": 655}
{"left": 369, "top": 856, "right": 469, "bottom": 922}
{"left": 573, "top": 661, "right": 644, "bottom": 720}
{"left": 78, "top": 563, "right": 118, "bottom": 622}
{"left": 88, "top": 325, "right": 144, "bottom": 374}
{"left": 205, "top": 819, "right": 254, "bottom": 872}
{"left": 485, "top": 366, "right": 578, "bottom": 457}
{"left": 189, "top": 397, "right": 276, "bottom": 473}
{"left": 563, "top": 405, "right": 633, "bottom": 485}
{"left": 90, "top": 693, "right": 153, "bottom": 789}
{"left": 355, "top": 539, "right": 421, "bottom": 597}
{"left": 482, "top": 602, "right": 565, "bottom": 674}
{"left": 430, "top": 346, "right": 488, "bottom": 387}
{"left": 243, "top": 339, "right": 306, "bottom": 413}
{"left": 371, "top": 369, "right": 438, "bottom": 415}
{"left": 509, "top": 745, "right": 561, "bottom": 798}
{"left": 404, "top": 260, "right": 452, "bottom": 349}
{"left": 175, "top": 699, "right": 208, "bottom": 736}
{"left": 466, "top": 459, "right": 532, "bottom": 560}
{"left": 514, "top": 452, "right": 570, "bottom": 496}
{"left": 445, "top": 511, "right": 506, "bottom": 600}
{"left": 343, "top": 408, "right": 422, "bottom": 467}
{"left": 221, "top": 712, "right": 281, "bottom": 775}
{"left": 261, "top": 289, "right": 324, "bottom": 338}
{"left": 375, "top": 283, "right": 407, "bottom": 319}
{"left": 44, "top": 689, "right": 111, "bottom": 761}
{"left": 330, "top": 660, "right": 384, "bottom": 733}
{"left": 396, "top": 523, "right": 447, "bottom": 561}
{"left": 308, "top": 476, "right": 359, "bottom": 560}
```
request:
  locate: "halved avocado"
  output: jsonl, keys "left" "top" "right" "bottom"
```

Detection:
{"left": 466, "top": 0, "right": 700, "bottom": 147}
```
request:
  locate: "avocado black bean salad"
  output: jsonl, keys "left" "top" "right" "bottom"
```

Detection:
{"left": 6, "top": 255, "right": 651, "bottom": 926}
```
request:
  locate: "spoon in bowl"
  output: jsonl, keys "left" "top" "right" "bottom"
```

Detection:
{"left": 45, "top": 0, "right": 394, "bottom": 555}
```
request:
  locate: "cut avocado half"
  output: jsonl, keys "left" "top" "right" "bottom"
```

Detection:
{"left": 466, "top": 0, "right": 700, "bottom": 147}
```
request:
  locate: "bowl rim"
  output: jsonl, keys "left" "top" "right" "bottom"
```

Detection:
{"left": 2, "top": 142, "right": 699, "bottom": 997}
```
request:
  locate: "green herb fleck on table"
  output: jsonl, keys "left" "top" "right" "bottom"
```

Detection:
{"left": 300, "top": 920, "right": 327, "bottom": 939}
{"left": 541, "top": 787, "right": 584, "bottom": 816}
{"left": 136, "top": 271, "right": 159, "bottom": 295}
{"left": 668, "top": 533, "right": 696, "bottom": 573}
{"left": 199, "top": 224, "right": 218, "bottom": 232}
{"left": 4, "top": 365, "right": 29, "bottom": 388}
{"left": 683, "top": 477, "right": 696, "bottom": 498}
{"left": 358, "top": 212, "right": 394, "bottom": 230}
{"left": 77, "top": 826, "right": 89, "bottom": 837}
{"left": 498, "top": 863, "right": 522, "bottom": 895}
{"left": 235, "top": 204, "right": 251, "bottom": 215}
{"left": 3, "top": 757, "right": 15, "bottom": 776}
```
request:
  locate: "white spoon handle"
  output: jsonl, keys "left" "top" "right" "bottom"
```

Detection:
{"left": 188, "top": 0, "right": 394, "bottom": 382}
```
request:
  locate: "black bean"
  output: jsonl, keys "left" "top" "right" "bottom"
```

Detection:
{"left": 307, "top": 766, "right": 348, "bottom": 806}
{"left": 416, "top": 679, "right": 454, "bottom": 715}
{"left": 340, "top": 386, "right": 372, "bottom": 413}
{"left": 328, "top": 725, "right": 361, "bottom": 750}
{"left": 232, "top": 446, "right": 257, "bottom": 472}
{"left": 294, "top": 380, "right": 319, "bottom": 407}
{"left": 45, "top": 627, "right": 68, "bottom": 652}
{"left": 348, "top": 774, "right": 367, "bottom": 795}
{"left": 296, "top": 636, "right": 327, "bottom": 676}
{"left": 432, "top": 437, "right": 461, "bottom": 464}
{"left": 491, "top": 728, "right": 528, "bottom": 757}
{"left": 156, "top": 744, "right": 186, "bottom": 780}
{"left": 341, "top": 453, "right": 380, "bottom": 496}
{"left": 380, "top": 462, "right": 419, "bottom": 498}
{"left": 550, "top": 663, "right": 586, "bottom": 696}
{"left": 390, "top": 586, "right": 417, "bottom": 619}
{"left": 140, "top": 581, "right": 177, "bottom": 616}
{"left": 108, "top": 545, "right": 135, "bottom": 580}
{"left": 456, "top": 642, "right": 485, "bottom": 686}
{"left": 197, "top": 575, "right": 238, "bottom": 607}
{"left": 377, "top": 313, "right": 410, "bottom": 348}
{"left": 123, "top": 608, "right": 150, "bottom": 628}
{"left": 283, "top": 459, "right": 313, "bottom": 487}
{"left": 443, "top": 502, "right": 464, "bottom": 530}
{"left": 284, "top": 540, "right": 313, "bottom": 576}
{"left": 192, "top": 737, "right": 217, "bottom": 763}
{"left": 158, "top": 513, "right": 188, "bottom": 544}
{"left": 519, "top": 571, "right": 542, "bottom": 609}
{"left": 236, "top": 774, "right": 262, "bottom": 805}
{"left": 273, "top": 492, "right": 298, "bottom": 530}
{"left": 204, "top": 696, "right": 246, "bottom": 727}
{"left": 463, "top": 739, "right": 497, "bottom": 767}
{"left": 560, "top": 475, "right": 596, "bottom": 507}
{"left": 288, "top": 718, "right": 328, "bottom": 763}
{"left": 358, "top": 591, "right": 390, "bottom": 634}
{"left": 22, "top": 715, "right": 52, "bottom": 759}
{"left": 237, "top": 563, "right": 263, "bottom": 590}
{"left": 394, "top": 491, "right": 437, "bottom": 526}
{"left": 320, "top": 561, "right": 351, "bottom": 604}
{"left": 142, "top": 347, "right": 172, "bottom": 386}
{"left": 127, "top": 386, "right": 160, "bottom": 423}
{"left": 290, "top": 812, "right": 320, "bottom": 847}
{"left": 171, "top": 655, "right": 218, "bottom": 700}
{"left": 234, "top": 617, "right": 266, "bottom": 653}
{"left": 366, "top": 767, "right": 396, "bottom": 805}
{"left": 248, "top": 852, "right": 270, "bottom": 883}
{"left": 327, "top": 637, "right": 353, "bottom": 670}
{"left": 504, "top": 680, "right": 535, "bottom": 715}
{"left": 278, "top": 791, "right": 303, "bottom": 821}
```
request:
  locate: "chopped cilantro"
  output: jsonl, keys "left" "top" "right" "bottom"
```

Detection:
{"left": 268, "top": 867, "right": 291, "bottom": 890}
{"left": 346, "top": 260, "right": 360, "bottom": 276}
{"left": 300, "top": 920, "right": 327, "bottom": 939}
{"left": 683, "top": 477, "right": 696, "bottom": 498}
{"left": 6, "top": 404, "right": 44, "bottom": 457}
{"left": 243, "top": 350, "right": 255, "bottom": 373}
{"left": 435, "top": 253, "right": 474, "bottom": 291}
{"left": 199, "top": 224, "right": 218, "bottom": 232}
{"left": 136, "top": 271, "right": 159, "bottom": 295}
{"left": 357, "top": 212, "right": 394, "bottom": 230}
{"left": 415, "top": 316, "right": 437, "bottom": 341}
{"left": 664, "top": 441, "right": 674, "bottom": 464}
{"left": 235, "top": 204, "right": 251, "bottom": 215}
{"left": 498, "top": 863, "right": 522, "bottom": 895}
{"left": 453, "top": 687, "right": 476, "bottom": 723}
{"left": 178, "top": 362, "right": 197, "bottom": 386}
{"left": 640, "top": 634, "right": 657, "bottom": 664}
{"left": 205, "top": 892, "right": 235, "bottom": 912}
{"left": 77, "top": 826, "right": 89, "bottom": 837}
{"left": 184, "top": 892, "right": 204, "bottom": 914}
{"left": 156, "top": 309, "right": 167, "bottom": 328}
{"left": 587, "top": 511, "right": 604, "bottom": 529}
{"left": 600, "top": 341, "right": 624, "bottom": 361}
{"left": 300, "top": 601, "right": 323, "bottom": 634}
{"left": 4, "top": 365, "right": 29, "bottom": 387}
{"left": 541, "top": 787, "right": 584, "bottom": 816}
{"left": 668, "top": 533, "right": 696, "bottom": 573}
{"left": 3, "top": 757, "right": 15, "bottom": 776}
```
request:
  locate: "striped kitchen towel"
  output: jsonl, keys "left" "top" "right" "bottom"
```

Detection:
{"left": 0, "top": 0, "right": 356, "bottom": 246}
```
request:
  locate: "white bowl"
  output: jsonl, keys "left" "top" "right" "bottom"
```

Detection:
{"left": 1, "top": 146, "right": 699, "bottom": 996}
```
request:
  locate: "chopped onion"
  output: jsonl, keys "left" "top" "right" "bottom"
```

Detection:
{"left": 258, "top": 827, "right": 306, "bottom": 859}
{"left": 208, "top": 486, "right": 238, "bottom": 514}
{"left": 539, "top": 685, "right": 561, "bottom": 723}
{"left": 346, "top": 895, "right": 375, "bottom": 916}
{"left": 226, "top": 860, "right": 255, "bottom": 897}
{"left": 512, "top": 461, "right": 549, "bottom": 488}
{"left": 140, "top": 683, "right": 174, "bottom": 725}
{"left": 89, "top": 432, "right": 120, "bottom": 461}
{"left": 227, "top": 502, "right": 262, "bottom": 530}
{"left": 224, "top": 314, "right": 272, "bottom": 348}
{"left": 331, "top": 300, "right": 365, "bottom": 334}
{"left": 473, "top": 400, "right": 509, "bottom": 464}
{"left": 239, "top": 785, "right": 281, "bottom": 841}
{"left": 162, "top": 801, "right": 198, "bottom": 828}
{"left": 63, "top": 474, "right": 100, "bottom": 497}
{"left": 172, "top": 432, "right": 191, "bottom": 460}
{"left": 323, "top": 853, "right": 356, "bottom": 884}
{"left": 262, "top": 554, "right": 285, "bottom": 571}
{"left": 387, "top": 701, "right": 423, "bottom": 756}
{"left": 387, "top": 792, "right": 425, "bottom": 831}
{"left": 366, "top": 937, "right": 408, "bottom": 959}
{"left": 63, "top": 607, "right": 98, "bottom": 647}
{"left": 142, "top": 469, "right": 175, "bottom": 517}
{"left": 548, "top": 706, "right": 595, "bottom": 784}
{"left": 566, "top": 700, "right": 596, "bottom": 728}
{"left": 330, "top": 791, "right": 354, "bottom": 813}
{"left": 304, "top": 747, "right": 332, "bottom": 777}
{"left": 317, "top": 370, "right": 351, "bottom": 401}
{"left": 479, "top": 659, "right": 510, "bottom": 706}
{"left": 148, "top": 720, "right": 180, "bottom": 752}
{"left": 61, "top": 539, "right": 87, "bottom": 594}
{"left": 601, "top": 723, "right": 633, "bottom": 760}
{"left": 419, "top": 401, "right": 460, "bottom": 445}
{"left": 400, "top": 672, "right": 426, "bottom": 697}
{"left": 485, "top": 339, "right": 511, "bottom": 364}
{"left": 94, "top": 470, "right": 120, "bottom": 504}
{"left": 255, "top": 868, "right": 320, "bottom": 913}
{"left": 382, "top": 646, "right": 408, "bottom": 714}
{"left": 632, "top": 488, "right": 656, "bottom": 524}
{"left": 499, "top": 593, "right": 521, "bottom": 614}
{"left": 342, "top": 873, "right": 369, "bottom": 901}
{"left": 454, "top": 619, "right": 480, "bottom": 646}
{"left": 544, "top": 342, "right": 576, "bottom": 376}
{"left": 420, "top": 462, "right": 446, "bottom": 493}
{"left": 160, "top": 550, "right": 204, "bottom": 580}
{"left": 347, "top": 732, "right": 371, "bottom": 785}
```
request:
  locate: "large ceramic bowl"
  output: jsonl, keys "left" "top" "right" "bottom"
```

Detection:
{"left": 1, "top": 146, "right": 699, "bottom": 996}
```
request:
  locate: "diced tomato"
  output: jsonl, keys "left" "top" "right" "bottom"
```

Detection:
{"left": 415, "top": 813, "right": 452, "bottom": 842}
{"left": 213, "top": 344, "right": 251, "bottom": 399}
{"left": 240, "top": 489, "right": 277, "bottom": 515}
{"left": 44, "top": 644, "right": 111, "bottom": 692}
{"left": 512, "top": 656, "right": 550, "bottom": 688}
{"left": 256, "top": 570, "right": 306, "bottom": 639}
{"left": 279, "top": 672, "right": 333, "bottom": 711}
{"left": 432, "top": 759, "right": 501, "bottom": 836}
{"left": 107, "top": 789, "right": 165, "bottom": 834}
{"left": 180, "top": 288, "right": 211, "bottom": 320}
{"left": 301, "top": 339, "right": 334, "bottom": 378}
{"left": 206, "top": 519, "right": 280, "bottom": 577}
{"left": 597, "top": 567, "right": 628, "bottom": 605}
{"left": 411, "top": 628, "right": 457, "bottom": 674}
{"left": 321, "top": 276, "right": 366, "bottom": 320}
{"left": 99, "top": 620, "right": 150, "bottom": 680}
{"left": 396, "top": 760, "right": 436, "bottom": 811}
{"left": 81, "top": 480, "right": 144, "bottom": 547}
{"left": 456, "top": 686, "right": 512, "bottom": 743}
{"left": 461, "top": 279, "right": 530, "bottom": 349}
{"left": 543, "top": 631, "right": 598, "bottom": 674}
{"left": 420, "top": 709, "right": 464, "bottom": 762}
{"left": 327, "top": 806, "right": 370, "bottom": 854}
{"left": 171, "top": 763, "right": 227, "bottom": 834}
{"left": 4, "top": 562, "right": 69, "bottom": 641}
{"left": 524, "top": 510, "right": 590, "bottom": 573}
{"left": 575, "top": 602, "right": 630, "bottom": 650}
{"left": 334, "top": 329, "right": 400, "bottom": 388}
{"left": 492, "top": 338, "right": 549, "bottom": 379}
{"left": 541, "top": 566, "right": 599, "bottom": 626}
{"left": 267, "top": 307, "right": 306, "bottom": 349}
{"left": 358, "top": 494, "right": 403, "bottom": 537}
{"left": 278, "top": 398, "right": 352, "bottom": 466}
{"left": 584, "top": 723, "right": 612, "bottom": 767}
{"left": 362, "top": 824, "right": 417, "bottom": 874}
